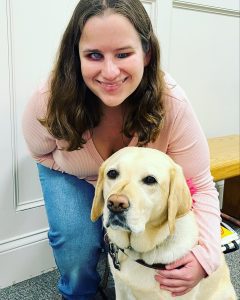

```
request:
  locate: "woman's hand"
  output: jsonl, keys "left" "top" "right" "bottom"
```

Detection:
{"left": 155, "top": 252, "right": 207, "bottom": 297}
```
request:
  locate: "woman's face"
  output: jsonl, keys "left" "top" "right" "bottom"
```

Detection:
{"left": 79, "top": 12, "right": 149, "bottom": 108}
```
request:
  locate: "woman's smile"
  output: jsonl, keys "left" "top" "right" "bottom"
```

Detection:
{"left": 96, "top": 77, "right": 129, "bottom": 93}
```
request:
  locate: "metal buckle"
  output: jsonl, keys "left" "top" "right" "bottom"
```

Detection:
{"left": 109, "top": 242, "right": 121, "bottom": 270}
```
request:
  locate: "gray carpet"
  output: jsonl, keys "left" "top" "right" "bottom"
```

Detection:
{"left": 1, "top": 223, "right": 239, "bottom": 300}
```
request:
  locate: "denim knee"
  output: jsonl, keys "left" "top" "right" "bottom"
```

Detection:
{"left": 48, "top": 226, "right": 103, "bottom": 299}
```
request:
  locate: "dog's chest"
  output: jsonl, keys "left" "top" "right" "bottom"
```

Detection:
{"left": 109, "top": 252, "right": 171, "bottom": 300}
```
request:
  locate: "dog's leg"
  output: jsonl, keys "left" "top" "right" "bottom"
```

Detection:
{"left": 114, "top": 277, "right": 136, "bottom": 300}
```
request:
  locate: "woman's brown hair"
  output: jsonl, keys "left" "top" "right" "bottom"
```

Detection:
{"left": 40, "top": 0, "right": 165, "bottom": 151}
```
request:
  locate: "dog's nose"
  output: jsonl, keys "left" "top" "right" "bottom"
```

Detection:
{"left": 107, "top": 194, "right": 130, "bottom": 213}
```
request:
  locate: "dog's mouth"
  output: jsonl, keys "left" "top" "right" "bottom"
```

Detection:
{"left": 106, "top": 212, "right": 131, "bottom": 231}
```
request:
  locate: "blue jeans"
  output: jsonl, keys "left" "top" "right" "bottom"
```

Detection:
{"left": 37, "top": 164, "right": 104, "bottom": 300}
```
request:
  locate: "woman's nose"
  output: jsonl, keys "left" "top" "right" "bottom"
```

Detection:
{"left": 101, "top": 58, "right": 120, "bottom": 80}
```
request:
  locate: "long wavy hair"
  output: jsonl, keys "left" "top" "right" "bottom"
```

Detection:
{"left": 40, "top": 0, "right": 165, "bottom": 151}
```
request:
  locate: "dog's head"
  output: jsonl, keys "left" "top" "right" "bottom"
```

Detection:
{"left": 91, "top": 147, "right": 192, "bottom": 237}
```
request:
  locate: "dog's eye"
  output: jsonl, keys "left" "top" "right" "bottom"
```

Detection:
{"left": 107, "top": 169, "right": 119, "bottom": 179}
{"left": 142, "top": 176, "right": 157, "bottom": 185}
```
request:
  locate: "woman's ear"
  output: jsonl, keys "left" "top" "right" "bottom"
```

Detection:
{"left": 144, "top": 50, "right": 151, "bottom": 66}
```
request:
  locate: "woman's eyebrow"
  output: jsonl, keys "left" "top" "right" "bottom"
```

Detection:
{"left": 80, "top": 46, "right": 134, "bottom": 53}
{"left": 80, "top": 49, "right": 101, "bottom": 53}
{"left": 115, "top": 46, "right": 135, "bottom": 51}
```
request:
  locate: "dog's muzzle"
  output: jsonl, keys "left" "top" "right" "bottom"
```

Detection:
{"left": 106, "top": 194, "right": 131, "bottom": 231}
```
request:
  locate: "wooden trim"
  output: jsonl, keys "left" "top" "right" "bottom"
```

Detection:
{"left": 208, "top": 135, "right": 240, "bottom": 182}
{"left": 0, "top": 228, "right": 48, "bottom": 253}
{"left": 173, "top": 1, "right": 240, "bottom": 17}
{"left": 0, "top": 230, "right": 55, "bottom": 288}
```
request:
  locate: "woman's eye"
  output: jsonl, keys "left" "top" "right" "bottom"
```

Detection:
{"left": 117, "top": 53, "right": 129, "bottom": 59}
{"left": 88, "top": 52, "right": 103, "bottom": 60}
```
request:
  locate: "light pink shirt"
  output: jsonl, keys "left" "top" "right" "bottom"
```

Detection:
{"left": 22, "top": 74, "right": 221, "bottom": 275}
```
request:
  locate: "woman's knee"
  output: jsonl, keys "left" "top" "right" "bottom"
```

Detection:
{"left": 48, "top": 224, "right": 104, "bottom": 290}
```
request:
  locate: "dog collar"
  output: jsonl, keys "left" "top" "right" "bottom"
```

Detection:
{"left": 105, "top": 234, "right": 166, "bottom": 271}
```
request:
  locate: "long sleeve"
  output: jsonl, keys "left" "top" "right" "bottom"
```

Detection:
{"left": 22, "top": 84, "right": 62, "bottom": 171}
{"left": 152, "top": 77, "right": 221, "bottom": 275}
{"left": 169, "top": 100, "right": 221, "bottom": 275}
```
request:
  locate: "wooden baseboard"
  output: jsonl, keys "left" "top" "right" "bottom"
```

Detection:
{"left": 0, "top": 235, "right": 56, "bottom": 288}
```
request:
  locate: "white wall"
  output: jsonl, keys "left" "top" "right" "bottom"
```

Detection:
{"left": 168, "top": 0, "right": 239, "bottom": 137}
{"left": 0, "top": 0, "right": 80, "bottom": 288}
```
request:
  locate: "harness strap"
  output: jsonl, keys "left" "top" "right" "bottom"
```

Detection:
{"left": 135, "top": 259, "right": 166, "bottom": 270}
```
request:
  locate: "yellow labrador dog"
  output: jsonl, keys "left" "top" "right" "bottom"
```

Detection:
{"left": 91, "top": 147, "right": 236, "bottom": 300}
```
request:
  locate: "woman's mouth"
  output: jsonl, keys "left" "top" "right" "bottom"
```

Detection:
{"left": 96, "top": 77, "right": 128, "bottom": 92}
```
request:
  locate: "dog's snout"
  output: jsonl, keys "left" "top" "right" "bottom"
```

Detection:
{"left": 107, "top": 194, "right": 130, "bottom": 213}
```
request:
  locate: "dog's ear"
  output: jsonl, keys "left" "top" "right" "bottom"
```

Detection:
{"left": 167, "top": 165, "right": 192, "bottom": 234}
{"left": 91, "top": 164, "right": 105, "bottom": 222}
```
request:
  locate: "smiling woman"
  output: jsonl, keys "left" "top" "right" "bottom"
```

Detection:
{"left": 37, "top": 0, "right": 163, "bottom": 152}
